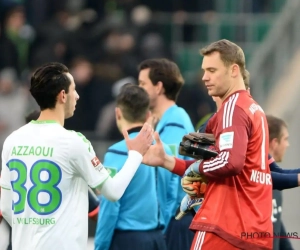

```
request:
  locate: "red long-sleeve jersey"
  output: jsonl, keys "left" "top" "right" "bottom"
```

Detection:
{"left": 191, "top": 90, "right": 273, "bottom": 250}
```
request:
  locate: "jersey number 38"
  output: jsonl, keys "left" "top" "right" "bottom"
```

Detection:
{"left": 7, "top": 159, "right": 62, "bottom": 215}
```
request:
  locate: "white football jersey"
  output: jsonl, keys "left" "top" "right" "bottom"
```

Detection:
{"left": 0, "top": 120, "right": 109, "bottom": 250}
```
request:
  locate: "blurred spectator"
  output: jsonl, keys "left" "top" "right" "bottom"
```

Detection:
{"left": 64, "top": 57, "right": 113, "bottom": 131}
{"left": 177, "top": 70, "right": 216, "bottom": 127}
{"left": 0, "top": 24, "right": 19, "bottom": 72}
{"left": 25, "top": 0, "right": 67, "bottom": 28}
{"left": 29, "top": 9, "right": 70, "bottom": 68}
{"left": 95, "top": 76, "right": 135, "bottom": 141}
{"left": 0, "top": 68, "right": 29, "bottom": 146}
{"left": 2, "top": 5, "right": 35, "bottom": 75}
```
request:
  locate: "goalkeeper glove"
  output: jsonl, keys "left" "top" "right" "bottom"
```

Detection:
{"left": 181, "top": 161, "right": 207, "bottom": 198}
{"left": 179, "top": 132, "right": 217, "bottom": 160}
{"left": 175, "top": 194, "right": 204, "bottom": 220}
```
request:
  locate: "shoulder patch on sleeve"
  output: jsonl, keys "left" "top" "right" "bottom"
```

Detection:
{"left": 91, "top": 156, "right": 104, "bottom": 171}
{"left": 219, "top": 132, "right": 234, "bottom": 151}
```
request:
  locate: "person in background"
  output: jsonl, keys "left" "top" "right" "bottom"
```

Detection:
{"left": 95, "top": 83, "right": 172, "bottom": 250}
{"left": 138, "top": 58, "right": 195, "bottom": 250}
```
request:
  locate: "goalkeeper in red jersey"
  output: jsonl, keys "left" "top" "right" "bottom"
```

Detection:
{"left": 143, "top": 39, "right": 273, "bottom": 250}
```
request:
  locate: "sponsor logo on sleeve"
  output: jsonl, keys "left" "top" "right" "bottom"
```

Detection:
{"left": 91, "top": 156, "right": 103, "bottom": 171}
{"left": 219, "top": 132, "right": 234, "bottom": 151}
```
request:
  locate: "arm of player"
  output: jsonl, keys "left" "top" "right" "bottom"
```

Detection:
{"left": 71, "top": 124, "right": 153, "bottom": 202}
{"left": 199, "top": 106, "right": 250, "bottom": 179}
{"left": 71, "top": 141, "right": 143, "bottom": 202}
{"left": 142, "top": 132, "right": 196, "bottom": 175}
{"left": 94, "top": 196, "right": 120, "bottom": 250}
{"left": 272, "top": 172, "right": 298, "bottom": 190}
{"left": 269, "top": 154, "right": 300, "bottom": 189}
{"left": 98, "top": 124, "right": 154, "bottom": 200}
{"left": 97, "top": 150, "right": 142, "bottom": 201}
{"left": 270, "top": 156, "right": 300, "bottom": 174}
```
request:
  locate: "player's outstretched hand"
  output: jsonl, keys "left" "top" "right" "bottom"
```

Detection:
{"left": 142, "top": 132, "right": 166, "bottom": 167}
{"left": 123, "top": 123, "right": 153, "bottom": 156}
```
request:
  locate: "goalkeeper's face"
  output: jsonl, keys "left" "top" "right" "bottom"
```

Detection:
{"left": 201, "top": 52, "right": 232, "bottom": 98}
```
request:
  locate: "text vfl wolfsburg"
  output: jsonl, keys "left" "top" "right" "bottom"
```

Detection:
{"left": 13, "top": 217, "right": 56, "bottom": 225}
{"left": 11, "top": 146, "right": 54, "bottom": 157}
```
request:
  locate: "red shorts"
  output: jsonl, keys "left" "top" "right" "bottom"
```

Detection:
{"left": 191, "top": 231, "right": 241, "bottom": 250}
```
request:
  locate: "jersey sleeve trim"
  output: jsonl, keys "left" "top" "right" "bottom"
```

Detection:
{"left": 89, "top": 175, "right": 110, "bottom": 189}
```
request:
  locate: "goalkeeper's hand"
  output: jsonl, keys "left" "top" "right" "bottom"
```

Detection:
{"left": 179, "top": 132, "right": 217, "bottom": 160}
{"left": 181, "top": 175, "right": 207, "bottom": 197}
{"left": 175, "top": 194, "right": 204, "bottom": 220}
{"left": 181, "top": 161, "right": 207, "bottom": 198}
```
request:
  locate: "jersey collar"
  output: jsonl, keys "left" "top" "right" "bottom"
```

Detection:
{"left": 30, "top": 120, "right": 58, "bottom": 124}
{"left": 127, "top": 126, "right": 143, "bottom": 134}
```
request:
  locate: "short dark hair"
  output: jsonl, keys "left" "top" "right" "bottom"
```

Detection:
{"left": 138, "top": 58, "right": 184, "bottom": 101}
{"left": 266, "top": 115, "right": 287, "bottom": 142}
{"left": 116, "top": 83, "right": 150, "bottom": 123}
{"left": 30, "top": 62, "right": 71, "bottom": 110}
{"left": 25, "top": 110, "right": 41, "bottom": 123}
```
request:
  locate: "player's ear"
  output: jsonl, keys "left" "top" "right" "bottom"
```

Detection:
{"left": 270, "top": 138, "right": 278, "bottom": 149}
{"left": 156, "top": 81, "right": 164, "bottom": 95}
{"left": 231, "top": 64, "right": 239, "bottom": 78}
{"left": 58, "top": 89, "right": 67, "bottom": 104}
{"left": 115, "top": 107, "right": 122, "bottom": 121}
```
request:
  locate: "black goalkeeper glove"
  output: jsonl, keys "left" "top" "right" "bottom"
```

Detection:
{"left": 179, "top": 132, "right": 218, "bottom": 160}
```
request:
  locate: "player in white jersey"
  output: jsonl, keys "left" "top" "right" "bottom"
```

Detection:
{"left": 0, "top": 62, "right": 153, "bottom": 250}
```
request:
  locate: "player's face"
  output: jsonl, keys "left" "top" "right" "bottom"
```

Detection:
{"left": 202, "top": 52, "right": 231, "bottom": 98}
{"left": 273, "top": 126, "right": 289, "bottom": 162}
{"left": 138, "top": 68, "right": 158, "bottom": 109}
{"left": 65, "top": 73, "right": 79, "bottom": 119}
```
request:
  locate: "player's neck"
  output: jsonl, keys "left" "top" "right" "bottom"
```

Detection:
{"left": 119, "top": 121, "right": 144, "bottom": 133}
{"left": 38, "top": 109, "right": 65, "bottom": 126}
{"left": 221, "top": 79, "right": 246, "bottom": 102}
{"left": 269, "top": 150, "right": 280, "bottom": 162}
{"left": 151, "top": 97, "right": 175, "bottom": 119}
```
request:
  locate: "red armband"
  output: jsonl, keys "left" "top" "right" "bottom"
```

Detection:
{"left": 172, "top": 158, "right": 196, "bottom": 177}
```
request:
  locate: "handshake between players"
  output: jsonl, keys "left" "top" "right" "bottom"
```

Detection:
{"left": 143, "top": 131, "right": 217, "bottom": 219}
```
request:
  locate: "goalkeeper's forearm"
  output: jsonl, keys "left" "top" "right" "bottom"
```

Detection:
{"left": 170, "top": 158, "right": 197, "bottom": 176}
{"left": 93, "top": 150, "right": 142, "bottom": 201}
{"left": 159, "top": 154, "right": 195, "bottom": 176}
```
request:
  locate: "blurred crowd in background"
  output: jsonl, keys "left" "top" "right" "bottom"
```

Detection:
{"left": 0, "top": 0, "right": 283, "bottom": 146}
